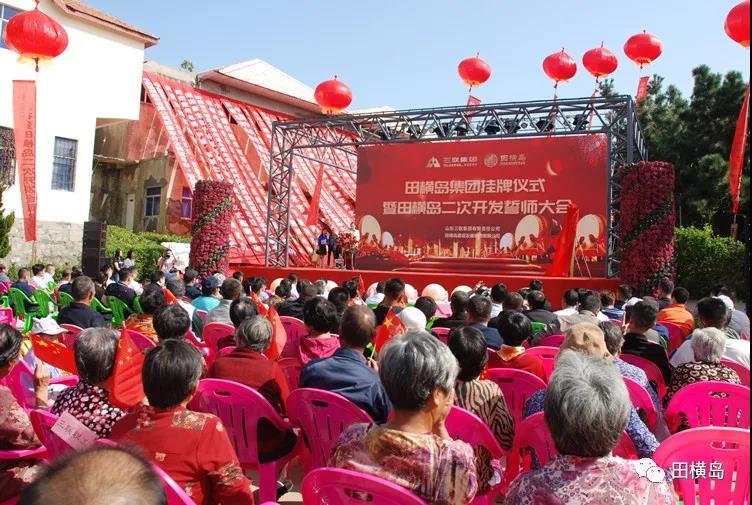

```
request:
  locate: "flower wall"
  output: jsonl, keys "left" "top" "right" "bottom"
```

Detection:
{"left": 189, "top": 181, "right": 234, "bottom": 276}
{"left": 619, "top": 161, "right": 676, "bottom": 295}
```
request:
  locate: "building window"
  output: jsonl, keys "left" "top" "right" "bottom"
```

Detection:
{"left": 0, "top": 126, "right": 15, "bottom": 186}
{"left": 145, "top": 186, "right": 161, "bottom": 217}
{"left": 181, "top": 186, "right": 192, "bottom": 219}
{"left": 0, "top": 4, "right": 21, "bottom": 51}
{"left": 51, "top": 137, "right": 77, "bottom": 191}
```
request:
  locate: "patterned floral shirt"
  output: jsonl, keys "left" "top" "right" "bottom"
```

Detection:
{"left": 664, "top": 361, "right": 740, "bottom": 407}
{"left": 111, "top": 406, "right": 253, "bottom": 505}
{"left": 51, "top": 381, "right": 125, "bottom": 438}
{"left": 505, "top": 454, "right": 677, "bottom": 504}
{"left": 0, "top": 386, "right": 41, "bottom": 500}
{"left": 330, "top": 423, "right": 478, "bottom": 505}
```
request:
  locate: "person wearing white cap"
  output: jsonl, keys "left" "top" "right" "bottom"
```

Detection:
{"left": 23, "top": 317, "right": 68, "bottom": 381}
{"left": 397, "top": 306, "right": 427, "bottom": 333}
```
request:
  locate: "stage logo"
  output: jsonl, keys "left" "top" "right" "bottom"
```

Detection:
{"left": 426, "top": 157, "right": 441, "bottom": 168}
{"left": 484, "top": 153, "right": 499, "bottom": 168}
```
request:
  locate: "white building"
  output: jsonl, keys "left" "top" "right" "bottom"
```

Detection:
{"left": 0, "top": 0, "right": 156, "bottom": 265}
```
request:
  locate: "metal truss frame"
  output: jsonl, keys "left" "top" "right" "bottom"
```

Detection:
{"left": 266, "top": 94, "right": 647, "bottom": 277}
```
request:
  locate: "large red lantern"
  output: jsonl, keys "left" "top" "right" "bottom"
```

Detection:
{"left": 725, "top": 1, "right": 750, "bottom": 48}
{"left": 314, "top": 77, "right": 352, "bottom": 115}
{"left": 2, "top": 1, "right": 68, "bottom": 71}
{"left": 458, "top": 55, "right": 492, "bottom": 89}
{"left": 543, "top": 48, "right": 577, "bottom": 86}
{"left": 624, "top": 31, "right": 662, "bottom": 68}
{"left": 582, "top": 43, "right": 618, "bottom": 79}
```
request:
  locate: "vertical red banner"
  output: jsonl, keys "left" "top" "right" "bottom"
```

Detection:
{"left": 635, "top": 76, "right": 650, "bottom": 104}
{"left": 729, "top": 84, "right": 750, "bottom": 215}
{"left": 306, "top": 165, "right": 324, "bottom": 226}
{"left": 12, "top": 80, "right": 37, "bottom": 241}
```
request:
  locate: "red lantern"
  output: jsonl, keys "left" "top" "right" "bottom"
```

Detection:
{"left": 2, "top": 1, "right": 68, "bottom": 71}
{"left": 314, "top": 77, "right": 352, "bottom": 115}
{"left": 725, "top": 0, "right": 750, "bottom": 48}
{"left": 543, "top": 48, "right": 577, "bottom": 86}
{"left": 624, "top": 31, "right": 662, "bottom": 68}
{"left": 582, "top": 43, "right": 618, "bottom": 79}
{"left": 458, "top": 55, "right": 492, "bottom": 89}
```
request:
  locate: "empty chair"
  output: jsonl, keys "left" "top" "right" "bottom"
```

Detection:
{"left": 619, "top": 353, "right": 668, "bottom": 398}
{"left": 302, "top": 467, "right": 428, "bottom": 505}
{"left": 664, "top": 380, "right": 750, "bottom": 432}
{"left": 523, "top": 346, "right": 558, "bottom": 381}
{"left": 279, "top": 316, "right": 307, "bottom": 358}
{"left": 721, "top": 358, "right": 750, "bottom": 387}
{"left": 623, "top": 377, "right": 658, "bottom": 431}
{"left": 486, "top": 368, "right": 546, "bottom": 428}
{"left": 286, "top": 388, "right": 373, "bottom": 470}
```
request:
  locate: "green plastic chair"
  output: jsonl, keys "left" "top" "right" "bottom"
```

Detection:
{"left": 132, "top": 296, "right": 144, "bottom": 314}
{"left": 33, "top": 289, "right": 58, "bottom": 319}
{"left": 9, "top": 288, "right": 42, "bottom": 333}
{"left": 47, "top": 281, "right": 56, "bottom": 292}
{"left": 57, "top": 291, "right": 75, "bottom": 310}
{"left": 91, "top": 297, "right": 113, "bottom": 315}
{"left": 0, "top": 295, "right": 8, "bottom": 308}
{"left": 108, "top": 297, "right": 133, "bottom": 328}
{"left": 531, "top": 321, "right": 547, "bottom": 333}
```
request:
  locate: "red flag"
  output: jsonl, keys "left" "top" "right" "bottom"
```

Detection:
{"left": 251, "top": 292, "right": 268, "bottom": 316}
{"left": 357, "top": 275, "right": 365, "bottom": 297}
{"left": 374, "top": 308, "right": 407, "bottom": 353}
{"left": 730, "top": 84, "right": 750, "bottom": 215}
{"left": 547, "top": 204, "right": 580, "bottom": 277}
{"left": 635, "top": 76, "right": 650, "bottom": 104}
{"left": 466, "top": 95, "right": 481, "bottom": 107}
{"left": 265, "top": 305, "right": 286, "bottom": 360}
{"left": 12, "top": 80, "right": 37, "bottom": 241}
{"left": 104, "top": 328, "right": 145, "bottom": 410}
{"left": 163, "top": 287, "right": 179, "bottom": 305}
{"left": 31, "top": 335, "right": 77, "bottom": 374}
{"left": 306, "top": 165, "right": 324, "bottom": 226}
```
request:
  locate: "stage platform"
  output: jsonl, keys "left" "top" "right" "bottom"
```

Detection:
{"left": 232, "top": 263, "right": 619, "bottom": 305}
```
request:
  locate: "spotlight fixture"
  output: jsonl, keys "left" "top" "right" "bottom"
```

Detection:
{"left": 573, "top": 114, "right": 589, "bottom": 131}
{"left": 535, "top": 118, "right": 554, "bottom": 132}
{"left": 503, "top": 119, "right": 521, "bottom": 134}
{"left": 484, "top": 120, "right": 501, "bottom": 135}
{"left": 455, "top": 121, "right": 469, "bottom": 136}
{"left": 377, "top": 127, "right": 393, "bottom": 140}
{"left": 432, "top": 123, "right": 450, "bottom": 138}
{"left": 408, "top": 125, "right": 422, "bottom": 139}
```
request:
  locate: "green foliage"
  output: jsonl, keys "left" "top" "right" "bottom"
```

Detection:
{"left": 180, "top": 60, "right": 195, "bottom": 72}
{"left": 105, "top": 226, "right": 190, "bottom": 282}
{"left": 675, "top": 226, "right": 747, "bottom": 299}
{"left": 0, "top": 203, "right": 13, "bottom": 259}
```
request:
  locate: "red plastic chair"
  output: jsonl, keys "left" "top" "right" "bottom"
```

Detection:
{"left": 59, "top": 324, "right": 84, "bottom": 348}
{"left": 537, "top": 334, "right": 565, "bottom": 348}
{"left": 430, "top": 327, "right": 451, "bottom": 344}
{"left": 445, "top": 406, "right": 506, "bottom": 504}
{"left": 280, "top": 316, "right": 307, "bottom": 358}
{"left": 126, "top": 329, "right": 157, "bottom": 351}
{"left": 202, "top": 322, "right": 235, "bottom": 365}
{"left": 286, "top": 388, "right": 373, "bottom": 470}
{"left": 151, "top": 463, "right": 197, "bottom": 505}
{"left": 184, "top": 330, "right": 208, "bottom": 355}
{"left": 5, "top": 359, "right": 79, "bottom": 410}
{"left": 652, "top": 427, "right": 750, "bottom": 504}
{"left": 278, "top": 357, "right": 303, "bottom": 391}
{"left": 522, "top": 346, "right": 558, "bottom": 382}
{"left": 302, "top": 467, "right": 428, "bottom": 505}
{"left": 623, "top": 377, "right": 658, "bottom": 431}
{"left": 0, "top": 307, "right": 15, "bottom": 326}
{"left": 659, "top": 321, "right": 685, "bottom": 355}
{"left": 188, "top": 378, "right": 301, "bottom": 504}
{"left": 486, "top": 368, "right": 546, "bottom": 429}
{"left": 619, "top": 353, "right": 668, "bottom": 398}
{"left": 721, "top": 358, "right": 750, "bottom": 387}
{"left": 664, "top": 380, "right": 750, "bottom": 432}
{"left": 29, "top": 409, "right": 77, "bottom": 460}
{"left": 609, "top": 319, "right": 623, "bottom": 327}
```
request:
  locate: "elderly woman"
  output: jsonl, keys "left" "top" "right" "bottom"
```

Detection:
{"left": 506, "top": 350, "right": 676, "bottom": 504}
{"left": 448, "top": 326, "right": 514, "bottom": 494}
{"left": 0, "top": 325, "right": 45, "bottom": 500}
{"left": 330, "top": 330, "right": 478, "bottom": 505}
{"left": 51, "top": 328, "right": 125, "bottom": 438}
{"left": 111, "top": 340, "right": 254, "bottom": 504}
{"left": 125, "top": 284, "right": 166, "bottom": 341}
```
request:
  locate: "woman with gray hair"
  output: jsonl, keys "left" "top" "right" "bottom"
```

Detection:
{"left": 506, "top": 350, "right": 676, "bottom": 504}
{"left": 330, "top": 330, "right": 478, "bottom": 505}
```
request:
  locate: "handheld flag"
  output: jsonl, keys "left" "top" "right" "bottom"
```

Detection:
{"left": 31, "top": 334, "right": 77, "bottom": 374}
{"left": 357, "top": 275, "right": 366, "bottom": 298}
{"left": 265, "top": 305, "right": 287, "bottom": 360}
{"left": 251, "top": 292, "right": 268, "bottom": 316}
{"left": 374, "top": 308, "right": 407, "bottom": 352}
{"left": 163, "top": 287, "right": 179, "bottom": 305}
{"left": 104, "top": 328, "right": 145, "bottom": 410}
{"left": 547, "top": 203, "right": 580, "bottom": 277}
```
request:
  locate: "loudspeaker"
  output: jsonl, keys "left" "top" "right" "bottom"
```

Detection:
{"left": 81, "top": 221, "right": 107, "bottom": 277}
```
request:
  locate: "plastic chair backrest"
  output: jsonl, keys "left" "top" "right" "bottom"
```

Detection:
{"left": 126, "top": 330, "right": 157, "bottom": 351}
{"left": 91, "top": 297, "right": 112, "bottom": 314}
{"left": 107, "top": 297, "right": 132, "bottom": 328}
{"left": 619, "top": 353, "right": 667, "bottom": 398}
{"left": 59, "top": 324, "right": 84, "bottom": 348}
{"left": 56, "top": 291, "right": 75, "bottom": 310}
{"left": 277, "top": 357, "right": 303, "bottom": 391}
{"left": 151, "top": 463, "right": 196, "bottom": 505}
{"left": 33, "top": 289, "right": 56, "bottom": 318}
{"left": 195, "top": 309, "right": 208, "bottom": 321}
{"left": 132, "top": 296, "right": 144, "bottom": 313}
{"left": 203, "top": 322, "right": 235, "bottom": 354}
{"left": 0, "top": 307, "right": 14, "bottom": 326}
{"left": 659, "top": 321, "right": 685, "bottom": 355}
{"left": 0, "top": 282, "right": 9, "bottom": 295}
{"left": 486, "top": 368, "right": 546, "bottom": 428}
{"left": 430, "top": 327, "right": 451, "bottom": 344}
{"left": 664, "top": 380, "right": 750, "bottom": 432}
{"left": 286, "top": 388, "right": 373, "bottom": 470}
{"left": 9, "top": 288, "right": 39, "bottom": 332}
{"left": 537, "top": 334, "right": 565, "bottom": 348}
{"left": 530, "top": 321, "right": 546, "bottom": 333}
{"left": 5, "top": 358, "right": 35, "bottom": 408}
{"left": 280, "top": 316, "right": 307, "bottom": 358}
{"left": 523, "top": 346, "right": 559, "bottom": 381}
{"left": 505, "top": 412, "right": 558, "bottom": 484}
{"left": 609, "top": 319, "right": 623, "bottom": 327}
{"left": 623, "top": 377, "right": 658, "bottom": 431}
{"left": 302, "top": 467, "right": 428, "bottom": 505}
{"left": 29, "top": 409, "right": 76, "bottom": 459}
{"left": 721, "top": 358, "right": 750, "bottom": 387}
{"left": 652, "top": 427, "right": 750, "bottom": 504}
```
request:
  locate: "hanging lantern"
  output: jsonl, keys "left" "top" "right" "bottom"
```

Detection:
{"left": 725, "top": 0, "right": 750, "bottom": 48}
{"left": 314, "top": 77, "right": 352, "bottom": 115}
{"left": 2, "top": 1, "right": 68, "bottom": 71}
{"left": 624, "top": 31, "right": 662, "bottom": 68}
{"left": 458, "top": 55, "right": 492, "bottom": 89}
{"left": 582, "top": 43, "right": 619, "bottom": 79}
{"left": 542, "top": 48, "right": 577, "bottom": 86}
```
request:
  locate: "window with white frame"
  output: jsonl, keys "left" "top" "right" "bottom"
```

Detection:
{"left": 51, "top": 137, "right": 77, "bottom": 191}
{"left": 181, "top": 186, "right": 192, "bottom": 219}
{"left": 145, "top": 186, "right": 161, "bottom": 217}
{"left": 0, "top": 4, "right": 21, "bottom": 51}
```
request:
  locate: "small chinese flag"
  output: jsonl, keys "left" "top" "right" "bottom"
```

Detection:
{"left": 163, "top": 287, "right": 179, "bottom": 305}
{"left": 357, "top": 275, "right": 366, "bottom": 298}
{"left": 374, "top": 308, "right": 407, "bottom": 353}
{"left": 306, "top": 165, "right": 325, "bottom": 227}
{"left": 104, "top": 328, "right": 145, "bottom": 410}
{"left": 31, "top": 334, "right": 77, "bottom": 374}
{"left": 251, "top": 292, "right": 268, "bottom": 316}
{"left": 635, "top": 76, "right": 650, "bottom": 104}
{"left": 265, "top": 305, "right": 287, "bottom": 360}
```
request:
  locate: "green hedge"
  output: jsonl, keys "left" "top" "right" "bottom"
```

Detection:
{"left": 105, "top": 226, "right": 190, "bottom": 281}
{"left": 675, "top": 226, "right": 747, "bottom": 299}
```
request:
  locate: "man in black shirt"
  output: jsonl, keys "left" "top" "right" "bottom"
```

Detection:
{"left": 276, "top": 281, "right": 317, "bottom": 319}
{"left": 184, "top": 269, "right": 202, "bottom": 300}
{"left": 524, "top": 290, "right": 559, "bottom": 326}
{"left": 433, "top": 290, "right": 470, "bottom": 329}
{"left": 58, "top": 276, "right": 107, "bottom": 329}
{"left": 373, "top": 278, "right": 406, "bottom": 326}
{"left": 654, "top": 278, "right": 674, "bottom": 311}
{"left": 621, "top": 300, "right": 672, "bottom": 383}
{"left": 104, "top": 267, "right": 138, "bottom": 307}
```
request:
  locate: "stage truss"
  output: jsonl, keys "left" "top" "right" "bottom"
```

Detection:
{"left": 266, "top": 94, "right": 647, "bottom": 277}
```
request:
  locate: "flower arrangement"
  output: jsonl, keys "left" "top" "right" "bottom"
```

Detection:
{"left": 619, "top": 161, "right": 676, "bottom": 295}
{"left": 189, "top": 180, "right": 234, "bottom": 277}
{"left": 339, "top": 231, "right": 358, "bottom": 253}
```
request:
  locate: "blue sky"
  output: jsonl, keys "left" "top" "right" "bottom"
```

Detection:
{"left": 90, "top": 0, "right": 749, "bottom": 110}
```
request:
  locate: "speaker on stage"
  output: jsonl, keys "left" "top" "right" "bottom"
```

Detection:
{"left": 81, "top": 221, "right": 107, "bottom": 278}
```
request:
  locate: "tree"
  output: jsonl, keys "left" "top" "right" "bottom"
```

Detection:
{"left": 0, "top": 185, "right": 15, "bottom": 258}
{"left": 180, "top": 60, "right": 195, "bottom": 72}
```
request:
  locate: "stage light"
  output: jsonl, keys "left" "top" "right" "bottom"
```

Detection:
{"left": 455, "top": 122, "right": 469, "bottom": 136}
{"left": 484, "top": 120, "right": 501, "bottom": 135}
{"left": 433, "top": 123, "right": 451, "bottom": 138}
{"left": 377, "top": 127, "right": 393, "bottom": 140}
{"left": 504, "top": 119, "right": 521, "bottom": 134}
{"left": 408, "top": 125, "right": 422, "bottom": 139}
{"left": 573, "top": 114, "right": 589, "bottom": 131}
{"left": 535, "top": 118, "right": 554, "bottom": 132}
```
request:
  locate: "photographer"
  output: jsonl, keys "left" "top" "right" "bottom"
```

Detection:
{"left": 156, "top": 249, "right": 177, "bottom": 278}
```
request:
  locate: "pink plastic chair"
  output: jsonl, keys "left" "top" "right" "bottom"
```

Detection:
{"left": 445, "top": 406, "right": 506, "bottom": 504}
{"left": 280, "top": 316, "right": 307, "bottom": 358}
{"left": 184, "top": 330, "right": 208, "bottom": 355}
{"left": 5, "top": 359, "right": 79, "bottom": 410}
{"left": 278, "top": 357, "right": 303, "bottom": 391}
{"left": 286, "top": 388, "right": 373, "bottom": 470}
{"left": 522, "top": 346, "right": 558, "bottom": 381}
{"left": 619, "top": 353, "right": 668, "bottom": 398}
{"left": 302, "top": 467, "right": 428, "bottom": 505}
{"left": 652, "top": 427, "right": 750, "bottom": 504}
{"left": 59, "top": 324, "right": 84, "bottom": 348}
{"left": 537, "top": 334, "right": 565, "bottom": 348}
{"left": 609, "top": 319, "right": 623, "bottom": 327}
{"left": 195, "top": 309, "right": 208, "bottom": 321}
{"left": 188, "top": 379, "right": 301, "bottom": 504}
{"left": 29, "top": 409, "right": 76, "bottom": 460}
{"left": 721, "top": 358, "right": 750, "bottom": 387}
{"left": 664, "top": 380, "right": 750, "bottom": 432}
{"left": 659, "top": 321, "right": 685, "bottom": 355}
{"left": 151, "top": 463, "right": 197, "bottom": 505}
{"left": 125, "top": 329, "right": 157, "bottom": 351}
{"left": 623, "top": 377, "right": 658, "bottom": 431}
{"left": 0, "top": 307, "right": 15, "bottom": 326}
{"left": 431, "top": 327, "right": 451, "bottom": 344}
{"left": 486, "top": 368, "right": 546, "bottom": 429}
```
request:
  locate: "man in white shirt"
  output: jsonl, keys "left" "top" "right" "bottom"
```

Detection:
{"left": 30, "top": 264, "right": 49, "bottom": 290}
{"left": 42, "top": 264, "right": 55, "bottom": 286}
{"left": 127, "top": 268, "right": 144, "bottom": 296}
{"left": 490, "top": 283, "right": 507, "bottom": 318}
{"left": 554, "top": 289, "right": 579, "bottom": 317}
{"left": 365, "top": 281, "right": 386, "bottom": 306}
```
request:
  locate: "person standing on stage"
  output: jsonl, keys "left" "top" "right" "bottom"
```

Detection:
{"left": 317, "top": 230, "right": 330, "bottom": 268}
{"left": 348, "top": 222, "right": 360, "bottom": 270}
{"left": 328, "top": 230, "right": 340, "bottom": 267}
